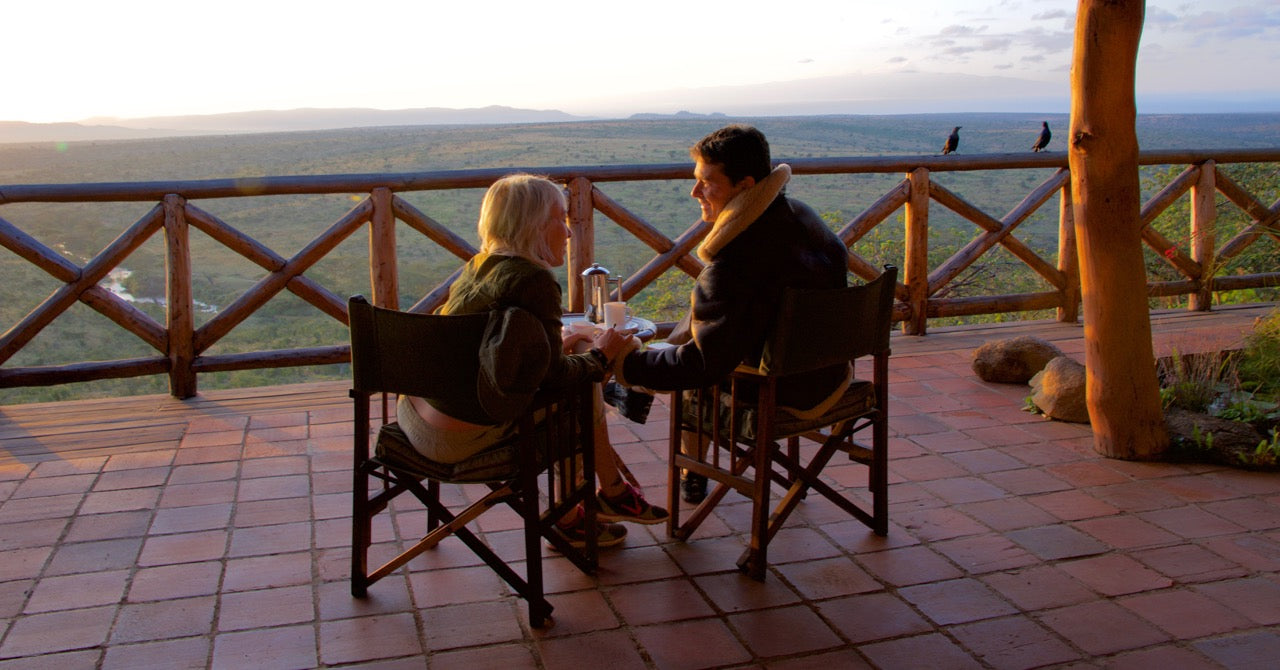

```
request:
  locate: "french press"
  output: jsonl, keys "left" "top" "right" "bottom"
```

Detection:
{"left": 581, "top": 263, "right": 620, "bottom": 324}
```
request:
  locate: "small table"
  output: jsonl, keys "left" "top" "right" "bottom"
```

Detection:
{"left": 563, "top": 313, "right": 656, "bottom": 341}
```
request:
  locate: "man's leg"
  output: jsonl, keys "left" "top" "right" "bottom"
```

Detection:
{"left": 679, "top": 429, "right": 709, "bottom": 503}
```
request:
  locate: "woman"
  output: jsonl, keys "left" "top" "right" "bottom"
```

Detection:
{"left": 397, "top": 174, "right": 667, "bottom": 548}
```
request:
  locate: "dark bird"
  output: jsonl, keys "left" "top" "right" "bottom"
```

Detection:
{"left": 942, "top": 126, "right": 961, "bottom": 154}
{"left": 1032, "top": 121, "right": 1051, "bottom": 152}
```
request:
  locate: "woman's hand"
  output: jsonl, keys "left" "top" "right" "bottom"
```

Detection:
{"left": 561, "top": 329, "right": 594, "bottom": 354}
{"left": 592, "top": 327, "right": 637, "bottom": 364}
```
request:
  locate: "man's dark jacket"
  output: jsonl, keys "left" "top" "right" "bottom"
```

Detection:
{"left": 618, "top": 164, "right": 849, "bottom": 410}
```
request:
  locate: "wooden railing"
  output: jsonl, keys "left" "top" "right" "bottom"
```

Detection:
{"left": 1, "top": 149, "right": 1278, "bottom": 397}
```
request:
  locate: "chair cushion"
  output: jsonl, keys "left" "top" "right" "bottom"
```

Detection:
{"left": 374, "top": 422, "right": 523, "bottom": 483}
{"left": 682, "top": 380, "right": 878, "bottom": 442}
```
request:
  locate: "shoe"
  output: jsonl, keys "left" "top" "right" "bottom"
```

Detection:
{"left": 598, "top": 482, "right": 670, "bottom": 525}
{"left": 681, "top": 473, "right": 707, "bottom": 504}
{"left": 548, "top": 506, "right": 627, "bottom": 550}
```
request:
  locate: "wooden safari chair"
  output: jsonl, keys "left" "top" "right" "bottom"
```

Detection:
{"left": 347, "top": 296, "right": 598, "bottom": 627}
{"left": 667, "top": 266, "right": 897, "bottom": 580}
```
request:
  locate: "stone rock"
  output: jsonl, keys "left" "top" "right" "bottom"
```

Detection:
{"left": 1029, "top": 356, "right": 1089, "bottom": 423}
{"left": 1165, "top": 407, "right": 1264, "bottom": 455}
{"left": 972, "top": 336, "right": 1065, "bottom": 384}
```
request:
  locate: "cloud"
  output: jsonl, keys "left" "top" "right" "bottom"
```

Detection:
{"left": 940, "top": 24, "right": 988, "bottom": 37}
{"left": 1031, "top": 10, "right": 1071, "bottom": 21}
{"left": 919, "top": 23, "right": 1071, "bottom": 65}
{"left": 1145, "top": 7, "right": 1179, "bottom": 27}
{"left": 1147, "top": 4, "right": 1280, "bottom": 41}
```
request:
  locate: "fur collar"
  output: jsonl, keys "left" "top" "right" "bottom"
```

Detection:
{"left": 698, "top": 164, "right": 791, "bottom": 263}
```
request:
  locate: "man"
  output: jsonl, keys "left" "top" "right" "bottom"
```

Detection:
{"left": 613, "top": 124, "right": 850, "bottom": 502}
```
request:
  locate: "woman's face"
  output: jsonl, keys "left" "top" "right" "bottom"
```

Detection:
{"left": 543, "top": 200, "right": 569, "bottom": 267}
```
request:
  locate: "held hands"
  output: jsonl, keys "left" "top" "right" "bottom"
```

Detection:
{"left": 591, "top": 326, "right": 636, "bottom": 364}
{"left": 561, "top": 323, "right": 638, "bottom": 364}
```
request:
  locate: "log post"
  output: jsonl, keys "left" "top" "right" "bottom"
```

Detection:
{"left": 1190, "top": 160, "right": 1217, "bottom": 311}
{"left": 566, "top": 177, "right": 594, "bottom": 312}
{"left": 164, "top": 194, "right": 197, "bottom": 398}
{"left": 1069, "top": 0, "right": 1168, "bottom": 458}
{"left": 369, "top": 187, "right": 398, "bottom": 310}
{"left": 904, "top": 167, "right": 930, "bottom": 335}
{"left": 1056, "top": 185, "right": 1081, "bottom": 322}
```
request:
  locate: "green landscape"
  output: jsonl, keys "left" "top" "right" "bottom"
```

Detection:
{"left": 1, "top": 112, "right": 1277, "bottom": 404}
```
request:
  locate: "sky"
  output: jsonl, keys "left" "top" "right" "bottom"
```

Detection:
{"left": 4, "top": 0, "right": 1279, "bottom": 124}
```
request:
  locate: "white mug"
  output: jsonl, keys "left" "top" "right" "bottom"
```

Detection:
{"left": 604, "top": 301, "right": 627, "bottom": 331}
{"left": 563, "top": 321, "right": 598, "bottom": 338}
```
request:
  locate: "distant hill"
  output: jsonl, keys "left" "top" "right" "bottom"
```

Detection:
{"left": 629, "top": 111, "right": 730, "bottom": 120}
{"left": 0, "top": 120, "right": 194, "bottom": 143}
{"left": 0, "top": 105, "right": 591, "bottom": 144}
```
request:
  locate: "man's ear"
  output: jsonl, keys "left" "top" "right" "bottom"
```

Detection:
{"left": 736, "top": 175, "right": 756, "bottom": 189}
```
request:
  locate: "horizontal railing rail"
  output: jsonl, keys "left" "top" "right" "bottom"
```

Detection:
{"left": 1, "top": 149, "right": 1278, "bottom": 398}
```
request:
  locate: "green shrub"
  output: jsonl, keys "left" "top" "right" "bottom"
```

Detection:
{"left": 1238, "top": 308, "right": 1280, "bottom": 397}
{"left": 1157, "top": 348, "right": 1238, "bottom": 413}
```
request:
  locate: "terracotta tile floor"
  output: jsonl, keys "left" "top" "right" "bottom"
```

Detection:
{"left": 1, "top": 305, "right": 1279, "bottom": 669}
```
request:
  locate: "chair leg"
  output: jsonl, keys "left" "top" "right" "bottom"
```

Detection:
{"left": 520, "top": 471, "right": 552, "bottom": 628}
{"left": 739, "top": 435, "right": 773, "bottom": 581}
{"left": 351, "top": 463, "right": 372, "bottom": 598}
{"left": 426, "top": 480, "right": 441, "bottom": 531}
{"left": 666, "top": 393, "right": 684, "bottom": 540}
{"left": 872, "top": 412, "right": 889, "bottom": 536}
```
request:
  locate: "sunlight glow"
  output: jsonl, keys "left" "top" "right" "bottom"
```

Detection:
{"left": 3, "top": 0, "right": 1277, "bottom": 123}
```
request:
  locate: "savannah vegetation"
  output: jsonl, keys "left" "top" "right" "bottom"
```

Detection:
{"left": 1, "top": 112, "right": 1277, "bottom": 403}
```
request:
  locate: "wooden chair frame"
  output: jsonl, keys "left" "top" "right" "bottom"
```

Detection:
{"left": 667, "top": 267, "right": 897, "bottom": 580}
{"left": 348, "top": 296, "right": 598, "bottom": 627}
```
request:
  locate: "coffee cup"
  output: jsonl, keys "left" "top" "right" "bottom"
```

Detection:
{"left": 604, "top": 301, "right": 628, "bottom": 331}
{"left": 564, "top": 321, "right": 598, "bottom": 339}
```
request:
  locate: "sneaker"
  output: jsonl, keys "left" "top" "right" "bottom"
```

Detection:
{"left": 548, "top": 507, "right": 627, "bottom": 550}
{"left": 681, "top": 473, "right": 708, "bottom": 504}
{"left": 598, "top": 482, "right": 670, "bottom": 525}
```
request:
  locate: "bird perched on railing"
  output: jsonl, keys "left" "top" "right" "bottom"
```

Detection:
{"left": 942, "top": 126, "right": 961, "bottom": 154}
{"left": 1033, "top": 122, "right": 1051, "bottom": 152}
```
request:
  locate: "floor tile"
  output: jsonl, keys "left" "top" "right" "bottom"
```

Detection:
{"left": 1037, "top": 601, "right": 1169, "bottom": 655}
{"left": 100, "top": 636, "right": 209, "bottom": 670}
{"left": 1118, "top": 589, "right": 1254, "bottom": 637}
{"left": 110, "top": 596, "right": 216, "bottom": 644}
{"left": 816, "top": 593, "right": 933, "bottom": 643}
{"left": 1005, "top": 524, "right": 1107, "bottom": 561}
{"left": 213, "top": 624, "right": 318, "bottom": 670}
{"left": 899, "top": 577, "right": 1019, "bottom": 625}
{"left": 1057, "top": 554, "right": 1173, "bottom": 596}
{"left": 318, "top": 613, "right": 423, "bottom": 664}
{"left": 860, "top": 633, "right": 984, "bottom": 670}
{"left": 728, "top": 605, "right": 843, "bottom": 657}
{"left": 607, "top": 577, "right": 716, "bottom": 626}
{"left": 1192, "top": 630, "right": 1280, "bottom": 669}
{"left": 773, "top": 556, "right": 883, "bottom": 600}
{"left": 0, "top": 605, "right": 116, "bottom": 658}
{"left": 535, "top": 629, "right": 648, "bottom": 670}
{"left": 633, "top": 618, "right": 753, "bottom": 670}
{"left": 693, "top": 571, "right": 802, "bottom": 613}
{"left": 949, "top": 616, "right": 1080, "bottom": 670}
{"left": 1194, "top": 577, "right": 1280, "bottom": 625}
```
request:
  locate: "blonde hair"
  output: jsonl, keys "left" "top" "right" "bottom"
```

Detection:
{"left": 477, "top": 174, "right": 566, "bottom": 266}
